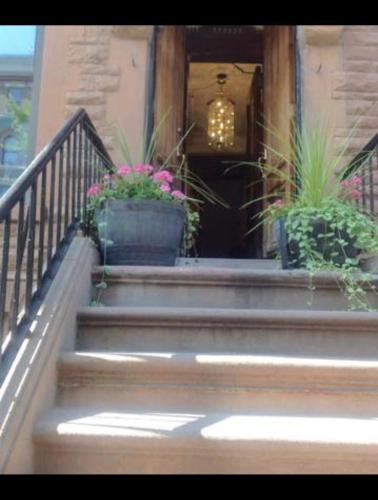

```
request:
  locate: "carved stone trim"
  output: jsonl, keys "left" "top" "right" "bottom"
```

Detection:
{"left": 111, "top": 25, "right": 153, "bottom": 40}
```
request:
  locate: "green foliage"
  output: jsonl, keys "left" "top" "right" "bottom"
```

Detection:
{"left": 6, "top": 98, "right": 31, "bottom": 152}
{"left": 184, "top": 208, "right": 200, "bottom": 254}
{"left": 276, "top": 199, "right": 378, "bottom": 310}
{"left": 239, "top": 117, "right": 378, "bottom": 310}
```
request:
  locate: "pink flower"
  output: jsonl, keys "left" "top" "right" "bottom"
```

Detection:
{"left": 350, "top": 175, "right": 362, "bottom": 186}
{"left": 341, "top": 176, "right": 362, "bottom": 189}
{"left": 160, "top": 183, "right": 171, "bottom": 193}
{"left": 133, "top": 163, "right": 154, "bottom": 175}
{"left": 349, "top": 189, "right": 362, "bottom": 200}
{"left": 87, "top": 184, "right": 102, "bottom": 197}
{"left": 171, "top": 190, "right": 186, "bottom": 200}
{"left": 117, "top": 165, "right": 132, "bottom": 176}
{"left": 340, "top": 177, "right": 362, "bottom": 201}
{"left": 153, "top": 170, "right": 174, "bottom": 184}
{"left": 272, "top": 199, "right": 284, "bottom": 208}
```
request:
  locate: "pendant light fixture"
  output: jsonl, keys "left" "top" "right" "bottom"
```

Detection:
{"left": 207, "top": 73, "right": 235, "bottom": 150}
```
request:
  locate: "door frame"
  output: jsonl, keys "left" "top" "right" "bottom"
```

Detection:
{"left": 147, "top": 25, "right": 301, "bottom": 258}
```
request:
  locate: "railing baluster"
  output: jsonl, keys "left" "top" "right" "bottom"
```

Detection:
{"left": 361, "top": 161, "right": 367, "bottom": 210}
{"left": 369, "top": 154, "right": 375, "bottom": 216}
{"left": 0, "top": 110, "right": 115, "bottom": 383}
{"left": 64, "top": 133, "right": 71, "bottom": 233}
{"left": 24, "top": 182, "right": 37, "bottom": 320}
{"left": 37, "top": 168, "right": 46, "bottom": 288}
{"left": 11, "top": 198, "right": 25, "bottom": 335}
{"left": 88, "top": 133, "right": 94, "bottom": 189}
{"left": 0, "top": 214, "right": 11, "bottom": 354}
{"left": 56, "top": 146, "right": 64, "bottom": 250}
{"left": 83, "top": 125, "right": 89, "bottom": 234}
{"left": 72, "top": 127, "right": 77, "bottom": 221}
{"left": 345, "top": 134, "right": 378, "bottom": 219}
{"left": 77, "top": 124, "right": 82, "bottom": 222}
{"left": 376, "top": 145, "right": 378, "bottom": 220}
{"left": 47, "top": 156, "right": 56, "bottom": 267}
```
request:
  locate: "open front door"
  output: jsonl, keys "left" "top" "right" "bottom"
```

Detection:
{"left": 262, "top": 26, "right": 295, "bottom": 255}
{"left": 246, "top": 66, "right": 264, "bottom": 257}
{"left": 154, "top": 26, "right": 187, "bottom": 168}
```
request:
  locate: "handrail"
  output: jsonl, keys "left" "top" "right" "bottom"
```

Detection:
{"left": 344, "top": 133, "right": 378, "bottom": 217}
{"left": 0, "top": 108, "right": 115, "bottom": 383}
{"left": 345, "top": 133, "right": 378, "bottom": 176}
{"left": 0, "top": 109, "right": 113, "bottom": 220}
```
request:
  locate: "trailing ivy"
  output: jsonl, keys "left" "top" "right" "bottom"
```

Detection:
{"left": 270, "top": 198, "right": 378, "bottom": 310}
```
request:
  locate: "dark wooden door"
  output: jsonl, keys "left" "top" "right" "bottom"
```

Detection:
{"left": 263, "top": 26, "right": 295, "bottom": 254}
{"left": 247, "top": 66, "right": 264, "bottom": 162}
{"left": 154, "top": 26, "right": 187, "bottom": 167}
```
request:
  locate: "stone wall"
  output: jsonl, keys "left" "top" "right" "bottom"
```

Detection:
{"left": 336, "top": 26, "right": 378, "bottom": 157}
{"left": 35, "top": 26, "right": 151, "bottom": 164}
{"left": 65, "top": 26, "right": 120, "bottom": 152}
{"left": 36, "top": 26, "right": 378, "bottom": 170}
{"left": 298, "top": 25, "right": 378, "bottom": 163}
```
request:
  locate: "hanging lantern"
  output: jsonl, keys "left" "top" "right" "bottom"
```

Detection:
{"left": 207, "top": 73, "right": 235, "bottom": 150}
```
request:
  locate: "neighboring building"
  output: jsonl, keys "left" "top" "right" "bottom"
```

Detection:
{"left": 0, "top": 54, "right": 33, "bottom": 195}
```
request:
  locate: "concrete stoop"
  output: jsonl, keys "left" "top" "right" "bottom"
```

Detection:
{"left": 33, "top": 264, "right": 378, "bottom": 474}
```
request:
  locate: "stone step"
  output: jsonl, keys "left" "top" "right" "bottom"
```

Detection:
{"left": 91, "top": 266, "right": 378, "bottom": 310}
{"left": 175, "top": 258, "right": 281, "bottom": 269}
{"left": 77, "top": 306, "right": 378, "bottom": 358}
{"left": 33, "top": 407, "right": 378, "bottom": 473}
{"left": 57, "top": 350, "right": 378, "bottom": 416}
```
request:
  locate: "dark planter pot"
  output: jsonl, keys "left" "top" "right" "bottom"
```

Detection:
{"left": 95, "top": 199, "right": 185, "bottom": 266}
{"left": 276, "top": 217, "right": 359, "bottom": 270}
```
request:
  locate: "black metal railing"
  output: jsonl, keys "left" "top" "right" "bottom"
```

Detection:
{"left": 0, "top": 108, "right": 114, "bottom": 383}
{"left": 345, "top": 133, "right": 378, "bottom": 217}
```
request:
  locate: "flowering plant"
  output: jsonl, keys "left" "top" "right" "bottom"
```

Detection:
{"left": 86, "top": 162, "right": 200, "bottom": 255}
{"left": 87, "top": 164, "right": 186, "bottom": 204}
{"left": 86, "top": 110, "right": 228, "bottom": 258}
{"left": 239, "top": 118, "right": 378, "bottom": 310}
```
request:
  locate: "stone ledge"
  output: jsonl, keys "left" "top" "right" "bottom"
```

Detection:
{"left": 303, "top": 26, "right": 343, "bottom": 46}
{"left": 69, "top": 36, "right": 109, "bottom": 46}
{"left": 68, "top": 45, "right": 109, "bottom": 64}
{"left": 78, "top": 74, "right": 120, "bottom": 93}
{"left": 66, "top": 91, "right": 106, "bottom": 105}
{"left": 77, "top": 305, "right": 378, "bottom": 331}
{"left": 111, "top": 25, "right": 153, "bottom": 40}
{"left": 0, "top": 237, "right": 97, "bottom": 473}
{"left": 80, "top": 64, "right": 121, "bottom": 76}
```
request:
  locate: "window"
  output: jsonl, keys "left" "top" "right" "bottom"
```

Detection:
{"left": 1, "top": 134, "right": 25, "bottom": 166}
{"left": 8, "top": 87, "right": 25, "bottom": 104}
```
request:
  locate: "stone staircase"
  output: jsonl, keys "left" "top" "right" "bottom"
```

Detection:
{"left": 32, "top": 262, "right": 378, "bottom": 474}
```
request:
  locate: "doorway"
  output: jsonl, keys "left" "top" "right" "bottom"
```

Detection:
{"left": 151, "top": 25, "right": 296, "bottom": 259}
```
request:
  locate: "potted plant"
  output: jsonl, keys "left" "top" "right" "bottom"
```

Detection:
{"left": 87, "top": 166, "right": 195, "bottom": 266}
{"left": 241, "top": 118, "right": 378, "bottom": 310}
{"left": 85, "top": 114, "right": 222, "bottom": 266}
